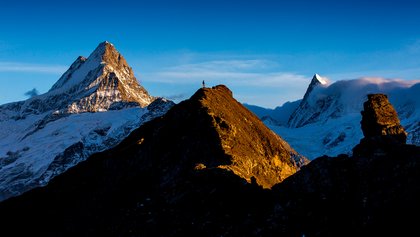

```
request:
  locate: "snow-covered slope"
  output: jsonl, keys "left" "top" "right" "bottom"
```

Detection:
{"left": 0, "top": 42, "right": 174, "bottom": 200}
{"left": 257, "top": 75, "right": 420, "bottom": 159}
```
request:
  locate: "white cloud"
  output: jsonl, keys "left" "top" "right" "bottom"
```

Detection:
{"left": 356, "top": 77, "right": 420, "bottom": 87}
{"left": 141, "top": 59, "right": 309, "bottom": 89}
{"left": 169, "top": 59, "right": 279, "bottom": 71}
{"left": 326, "top": 67, "right": 420, "bottom": 82}
{"left": 0, "top": 62, "right": 67, "bottom": 74}
{"left": 138, "top": 58, "right": 312, "bottom": 108}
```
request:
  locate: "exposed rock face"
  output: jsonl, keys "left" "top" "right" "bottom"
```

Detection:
{"left": 190, "top": 85, "right": 307, "bottom": 187}
{"left": 360, "top": 94, "right": 407, "bottom": 142}
{"left": 49, "top": 41, "right": 154, "bottom": 113}
{"left": 354, "top": 94, "right": 408, "bottom": 157}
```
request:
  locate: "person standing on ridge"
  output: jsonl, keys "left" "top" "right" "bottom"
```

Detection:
{"left": 202, "top": 80, "right": 205, "bottom": 88}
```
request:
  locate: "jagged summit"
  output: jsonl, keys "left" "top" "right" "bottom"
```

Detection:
{"left": 314, "top": 73, "right": 327, "bottom": 85}
{"left": 99, "top": 40, "right": 113, "bottom": 48}
{"left": 87, "top": 41, "right": 122, "bottom": 67}
{"left": 36, "top": 41, "right": 154, "bottom": 113}
{"left": 304, "top": 73, "right": 327, "bottom": 99}
{"left": 287, "top": 73, "right": 330, "bottom": 128}
{"left": 49, "top": 41, "right": 119, "bottom": 92}
{"left": 0, "top": 42, "right": 173, "bottom": 201}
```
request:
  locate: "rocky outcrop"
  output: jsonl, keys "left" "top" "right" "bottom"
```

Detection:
{"left": 360, "top": 94, "right": 407, "bottom": 142}
{"left": 270, "top": 94, "right": 420, "bottom": 236}
{"left": 353, "top": 94, "right": 408, "bottom": 157}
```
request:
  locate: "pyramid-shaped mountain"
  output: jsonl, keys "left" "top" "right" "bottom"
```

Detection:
{"left": 0, "top": 85, "right": 306, "bottom": 236}
{"left": 0, "top": 42, "right": 172, "bottom": 201}
{"left": 46, "top": 41, "right": 153, "bottom": 114}
{"left": 288, "top": 73, "right": 329, "bottom": 128}
{"left": 114, "top": 84, "right": 306, "bottom": 188}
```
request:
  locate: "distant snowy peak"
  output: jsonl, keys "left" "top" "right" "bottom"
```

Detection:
{"left": 304, "top": 74, "right": 327, "bottom": 99}
{"left": 287, "top": 74, "right": 330, "bottom": 128}
{"left": 314, "top": 73, "right": 328, "bottom": 85}
{"left": 0, "top": 41, "right": 155, "bottom": 119}
{"left": 47, "top": 41, "right": 154, "bottom": 113}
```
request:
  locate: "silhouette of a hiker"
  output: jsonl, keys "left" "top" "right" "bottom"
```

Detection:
{"left": 202, "top": 80, "right": 206, "bottom": 88}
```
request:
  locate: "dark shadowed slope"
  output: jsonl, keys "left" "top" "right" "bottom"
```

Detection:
{"left": 1, "top": 92, "right": 417, "bottom": 237}
{"left": 0, "top": 85, "right": 306, "bottom": 236}
{"left": 272, "top": 93, "right": 420, "bottom": 236}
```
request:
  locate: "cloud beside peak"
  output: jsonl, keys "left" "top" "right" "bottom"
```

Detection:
{"left": 142, "top": 59, "right": 309, "bottom": 89}
{"left": 0, "top": 62, "right": 67, "bottom": 74}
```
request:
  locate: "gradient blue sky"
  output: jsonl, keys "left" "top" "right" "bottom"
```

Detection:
{"left": 1, "top": 0, "right": 420, "bottom": 107}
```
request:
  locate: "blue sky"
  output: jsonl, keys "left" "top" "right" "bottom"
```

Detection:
{"left": 1, "top": 0, "right": 420, "bottom": 107}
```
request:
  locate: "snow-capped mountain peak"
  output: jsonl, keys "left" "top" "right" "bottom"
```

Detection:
{"left": 286, "top": 74, "right": 330, "bottom": 128}
{"left": 314, "top": 73, "right": 328, "bottom": 85}
{"left": 22, "top": 41, "right": 155, "bottom": 115}
{"left": 301, "top": 74, "right": 328, "bottom": 101}
{"left": 0, "top": 42, "right": 174, "bottom": 201}
{"left": 86, "top": 41, "right": 122, "bottom": 67}
{"left": 49, "top": 41, "right": 119, "bottom": 92}
{"left": 261, "top": 77, "right": 420, "bottom": 159}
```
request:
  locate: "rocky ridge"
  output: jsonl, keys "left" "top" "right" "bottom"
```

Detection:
{"left": 0, "top": 85, "right": 307, "bottom": 236}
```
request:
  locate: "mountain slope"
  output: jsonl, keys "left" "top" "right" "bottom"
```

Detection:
{"left": 287, "top": 74, "right": 329, "bottom": 128}
{"left": 270, "top": 93, "right": 420, "bottom": 236}
{"left": 256, "top": 76, "right": 420, "bottom": 159}
{"left": 0, "top": 85, "right": 306, "bottom": 236}
{"left": 0, "top": 92, "right": 419, "bottom": 237}
{"left": 244, "top": 100, "right": 300, "bottom": 126}
{"left": 0, "top": 42, "right": 173, "bottom": 200}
